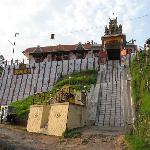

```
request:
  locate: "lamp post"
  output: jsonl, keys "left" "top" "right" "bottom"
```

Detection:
{"left": 82, "top": 85, "right": 87, "bottom": 105}
{"left": 49, "top": 94, "right": 52, "bottom": 105}
{"left": 69, "top": 76, "right": 71, "bottom": 86}
{"left": 43, "top": 92, "right": 47, "bottom": 103}
{"left": 55, "top": 89, "right": 60, "bottom": 102}
{"left": 33, "top": 87, "right": 37, "bottom": 104}
{"left": 47, "top": 91, "right": 52, "bottom": 104}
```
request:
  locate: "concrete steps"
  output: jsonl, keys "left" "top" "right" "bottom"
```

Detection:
{"left": 96, "top": 60, "right": 125, "bottom": 129}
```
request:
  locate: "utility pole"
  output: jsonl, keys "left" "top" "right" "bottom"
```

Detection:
{"left": 8, "top": 33, "right": 19, "bottom": 62}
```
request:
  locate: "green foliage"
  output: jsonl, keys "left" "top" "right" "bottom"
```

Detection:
{"left": 50, "top": 69, "right": 98, "bottom": 97}
{"left": 141, "top": 91, "right": 150, "bottom": 115}
{"left": 126, "top": 135, "right": 149, "bottom": 150}
{"left": 126, "top": 49, "right": 150, "bottom": 149}
{"left": 10, "top": 96, "right": 33, "bottom": 119}
{"left": 63, "top": 129, "right": 81, "bottom": 138}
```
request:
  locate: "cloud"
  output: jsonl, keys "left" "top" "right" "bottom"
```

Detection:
{"left": 0, "top": 0, "right": 148, "bottom": 60}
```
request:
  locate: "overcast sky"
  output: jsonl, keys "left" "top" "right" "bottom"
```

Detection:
{"left": 0, "top": 0, "right": 150, "bottom": 61}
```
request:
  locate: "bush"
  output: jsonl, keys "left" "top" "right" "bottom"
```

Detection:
{"left": 63, "top": 129, "right": 81, "bottom": 138}
{"left": 126, "top": 49, "right": 150, "bottom": 149}
{"left": 10, "top": 96, "right": 33, "bottom": 119}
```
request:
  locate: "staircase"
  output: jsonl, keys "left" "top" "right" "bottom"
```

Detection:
{"left": 96, "top": 60, "right": 125, "bottom": 129}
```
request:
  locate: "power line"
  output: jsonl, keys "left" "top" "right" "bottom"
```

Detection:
{"left": 10, "top": 13, "right": 150, "bottom": 40}
{"left": 126, "top": 14, "right": 149, "bottom": 21}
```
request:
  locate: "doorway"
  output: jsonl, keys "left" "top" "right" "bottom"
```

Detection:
{"left": 107, "top": 49, "right": 120, "bottom": 60}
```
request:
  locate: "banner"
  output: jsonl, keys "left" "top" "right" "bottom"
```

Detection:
{"left": 14, "top": 68, "right": 31, "bottom": 75}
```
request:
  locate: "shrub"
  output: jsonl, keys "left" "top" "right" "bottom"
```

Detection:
{"left": 126, "top": 49, "right": 150, "bottom": 149}
{"left": 63, "top": 129, "right": 81, "bottom": 138}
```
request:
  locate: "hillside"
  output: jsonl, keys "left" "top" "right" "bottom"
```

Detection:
{"left": 126, "top": 49, "right": 150, "bottom": 149}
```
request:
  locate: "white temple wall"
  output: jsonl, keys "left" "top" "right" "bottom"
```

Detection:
{"left": 0, "top": 57, "right": 99, "bottom": 105}
{"left": 69, "top": 52, "right": 76, "bottom": 60}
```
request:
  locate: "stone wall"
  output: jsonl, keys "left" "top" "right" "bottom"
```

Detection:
{"left": 27, "top": 105, "right": 51, "bottom": 133}
{"left": 67, "top": 104, "right": 86, "bottom": 129}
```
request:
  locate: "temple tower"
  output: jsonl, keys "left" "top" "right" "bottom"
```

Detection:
{"left": 101, "top": 17, "right": 126, "bottom": 60}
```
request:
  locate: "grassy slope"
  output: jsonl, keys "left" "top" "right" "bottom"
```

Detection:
{"left": 126, "top": 50, "right": 150, "bottom": 150}
{"left": 11, "top": 69, "right": 98, "bottom": 119}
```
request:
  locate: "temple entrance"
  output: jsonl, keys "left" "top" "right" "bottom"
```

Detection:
{"left": 107, "top": 49, "right": 120, "bottom": 60}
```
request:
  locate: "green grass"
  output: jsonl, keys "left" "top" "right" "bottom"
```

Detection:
{"left": 10, "top": 69, "right": 98, "bottom": 120}
{"left": 11, "top": 96, "right": 33, "bottom": 119}
{"left": 126, "top": 49, "right": 150, "bottom": 149}
{"left": 141, "top": 92, "right": 150, "bottom": 115}
{"left": 63, "top": 129, "right": 81, "bottom": 138}
{"left": 51, "top": 69, "right": 97, "bottom": 94}
{"left": 126, "top": 135, "right": 149, "bottom": 150}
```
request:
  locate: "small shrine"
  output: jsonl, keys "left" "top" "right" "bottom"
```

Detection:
{"left": 51, "top": 85, "right": 86, "bottom": 106}
{"left": 27, "top": 85, "right": 87, "bottom": 136}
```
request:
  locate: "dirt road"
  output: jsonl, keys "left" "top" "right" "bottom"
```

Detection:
{"left": 0, "top": 124, "right": 128, "bottom": 150}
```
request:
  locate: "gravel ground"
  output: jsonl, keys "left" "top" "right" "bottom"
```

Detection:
{"left": 0, "top": 124, "right": 128, "bottom": 150}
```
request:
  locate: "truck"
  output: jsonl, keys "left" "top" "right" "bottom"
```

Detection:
{"left": 0, "top": 105, "right": 16, "bottom": 123}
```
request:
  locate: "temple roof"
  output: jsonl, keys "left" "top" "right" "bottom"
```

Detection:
{"left": 23, "top": 43, "right": 101, "bottom": 56}
{"left": 33, "top": 45, "right": 42, "bottom": 54}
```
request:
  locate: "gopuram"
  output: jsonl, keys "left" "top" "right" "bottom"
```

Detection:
{"left": 102, "top": 17, "right": 137, "bottom": 61}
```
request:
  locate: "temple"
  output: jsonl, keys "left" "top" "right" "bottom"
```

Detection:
{"left": 0, "top": 17, "right": 138, "bottom": 111}
{"left": 102, "top": 17, "right": 125, "bottom": 60}
{"left": 22, "top": 17, "right": 137, "bottom": 63}
{"left": 23, "top": 42, "right": 101, "bottom": 63}
{"left": 0, "top": 16, "right": 141, "bottom": 138}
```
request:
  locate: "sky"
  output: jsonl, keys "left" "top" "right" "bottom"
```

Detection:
{"left": 0, "top": 0, "right": 150, "bottom": 61}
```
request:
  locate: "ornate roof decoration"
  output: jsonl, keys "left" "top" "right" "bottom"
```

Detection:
{"left": 105, "top": 17, "right": 122, "bottom": 35}
{"left": 33, "top": 45, "right": 42, "bottom": 54}
{"left": 146, "top": 38, "right": 150, "bottom": 44}
{"left": 76, "top": 42, "right": 85, "bottom": 50}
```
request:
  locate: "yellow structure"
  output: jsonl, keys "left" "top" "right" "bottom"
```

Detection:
{"left": 48, "top": 103, "right": 69, "bottom": 136}
{"left": 27, "top": 102, "right": 86, "bottom": 136}
{"left": 27, "top": 105, "right": 50, "bottom": 133}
